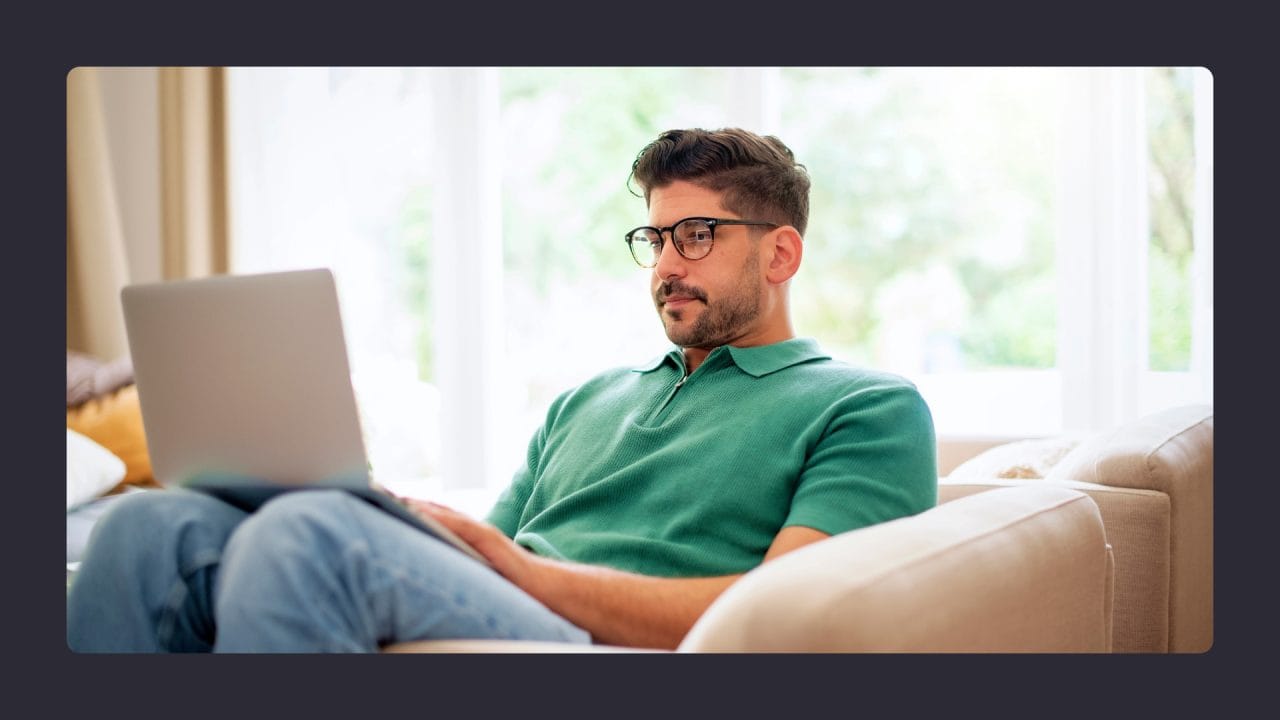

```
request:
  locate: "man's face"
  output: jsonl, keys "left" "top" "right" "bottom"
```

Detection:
{"left": 647, "top": 181, "right": 766, "bottom": 350}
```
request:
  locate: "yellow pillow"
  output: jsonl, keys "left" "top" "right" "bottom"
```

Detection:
{"left": 66, "top": 384, "right": 157, "bottom": 493}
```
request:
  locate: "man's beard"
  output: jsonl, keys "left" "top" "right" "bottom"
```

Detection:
{"left": 656, "top": 252, "right": 762, "bottom": 349}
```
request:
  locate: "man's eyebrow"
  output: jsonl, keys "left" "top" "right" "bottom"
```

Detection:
{"left": 647, "top": 216, "right": 701, "bottom": 229}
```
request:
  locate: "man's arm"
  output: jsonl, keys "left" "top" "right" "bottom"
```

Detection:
{"left": 406, "top": 499, "right": 828, "bottom": 649}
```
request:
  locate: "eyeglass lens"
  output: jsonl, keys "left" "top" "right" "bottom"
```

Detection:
{"left": 629, "top": 219, "right": 716, "bottom": 267}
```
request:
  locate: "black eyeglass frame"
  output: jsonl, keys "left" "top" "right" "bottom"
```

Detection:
{"left": 624, "top": 216, "right": 780, "bottom": 268}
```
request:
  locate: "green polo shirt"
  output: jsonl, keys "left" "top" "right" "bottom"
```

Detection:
{"left": 485, "top": 337, "right": 937, "bottom": 578}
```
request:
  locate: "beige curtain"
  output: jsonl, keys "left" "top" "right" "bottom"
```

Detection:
{"left": 66, "top": 66, "right": 229, "bottom": 360}
{"left": 66, "top": 68, "right": 131, "bottom": 359}
{"left": 158, "top": 67, "right": 229, "bottom": 281}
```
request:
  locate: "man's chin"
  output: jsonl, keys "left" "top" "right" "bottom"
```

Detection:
{"left": 661, "top": 320, "right": 691, "bottom": 346}
{"left": 662, "top": 324, "right": 706, "bottom": 348}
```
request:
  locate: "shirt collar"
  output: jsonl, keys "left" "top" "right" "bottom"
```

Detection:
{"left": 632, "top": 338, "right": 830, "bottom": 378}
{"left": 632, "top": 348, "right": 684, "bottom": 374}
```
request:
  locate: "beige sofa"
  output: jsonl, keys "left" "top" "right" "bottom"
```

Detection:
{"left": 388, "top": 483, "right": 1115, "bottom": 653}
{"left": 939, "top": 404, "right": 1213, "bottom": 653}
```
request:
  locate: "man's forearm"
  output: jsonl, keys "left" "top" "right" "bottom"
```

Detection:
{"left": 404, "top": 498, "right": 748, "bottom": 649}
{"left": 520, "top": 554, "right": 742, "bottom": 649}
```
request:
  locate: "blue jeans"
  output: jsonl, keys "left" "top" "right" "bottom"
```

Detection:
{"left": 66, "top": 489, "right": 592, "bottom": 652}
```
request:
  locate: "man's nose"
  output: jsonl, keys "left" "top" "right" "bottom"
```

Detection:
{"left": 653, "top": 237, "right": 687, "bottom": 280}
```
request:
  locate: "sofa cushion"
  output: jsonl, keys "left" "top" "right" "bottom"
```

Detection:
{"left": 678, "top": 484, "right": 1112, "bottom": 652}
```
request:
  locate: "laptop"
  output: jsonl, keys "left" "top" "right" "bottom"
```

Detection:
{"left": 120, "top": 268, "right": 491, "bottom": 568}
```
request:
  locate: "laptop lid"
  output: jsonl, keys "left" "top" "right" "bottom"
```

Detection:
{"left": 121, "top": 268, "right": 371, "bottom": 490}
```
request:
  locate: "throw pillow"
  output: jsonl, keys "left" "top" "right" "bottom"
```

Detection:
{"left": 67, "top": 428, "right": 126, "bottom": 510}
{"left": 67, "top": 351, "right": 135, "bottom": 408}
{"left": 946, "top": 436, "right": 1082, "bottom": 482}
{"left": 66, "top": 384, "right": 157, "bottom": 492}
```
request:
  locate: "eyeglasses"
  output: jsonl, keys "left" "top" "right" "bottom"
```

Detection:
{"left": 624, "top": 216, "right": 779, "bottom": 268}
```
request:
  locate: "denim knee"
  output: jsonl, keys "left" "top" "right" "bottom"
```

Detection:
{"left": 90, "top": 489, "right": 180, "bottom": 539}
{"left": 85, "top": 489, "right": 240, "bottom": 568}
{"left": 220, "top": 490, "right": 366, "bottom": 572}
{"left": 69, "top": 489, "right": 249, "bottom": 652}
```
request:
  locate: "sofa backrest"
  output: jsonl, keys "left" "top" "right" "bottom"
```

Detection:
{"left": 679, "top": 485, "right": 1113, "bottom": 652}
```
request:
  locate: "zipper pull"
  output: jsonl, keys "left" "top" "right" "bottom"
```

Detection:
{"left": 674, "top": 376, "right": 686, "bottom": 390}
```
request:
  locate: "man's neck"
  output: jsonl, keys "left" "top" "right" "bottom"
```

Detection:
{"left": 681, "top": 347, "right": 711, "bottom": 375}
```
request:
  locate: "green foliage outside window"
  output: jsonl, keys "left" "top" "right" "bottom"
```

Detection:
{"left": 782, "top": 67, "right": 1058, "bottom": 371}
{"left": 500, "top": 67, "right": 730, "bottom": 293}
{"left": 1147, "top": 67, "right": 1196, "bottom": 372}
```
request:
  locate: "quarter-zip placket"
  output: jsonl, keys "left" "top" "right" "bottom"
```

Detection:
{"left": 647, "top": 371, "right": 688, "bottom": 423}
{"left": 643, "top": 348, "right": 727, "bottom": 424}
{"left": 640, "top": 351, "right": 696, "bottom": 427}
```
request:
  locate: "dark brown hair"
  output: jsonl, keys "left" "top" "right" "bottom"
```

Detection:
{"left": 628, "top": 127, "right": 810, "bottom": 235}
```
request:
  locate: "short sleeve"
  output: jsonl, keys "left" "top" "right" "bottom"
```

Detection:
{"left": 783, "top": 382, "right": 938, "bottom": 536}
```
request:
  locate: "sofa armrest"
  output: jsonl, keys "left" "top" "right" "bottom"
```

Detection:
{"left": 677, "top": 485, "right": 1112, "bottom": 652}
{"left": 942, "top": 478, "right": 1169, "bottom": 652}
{"left": 937, "top": 404, "right": 1212, "bottom": 652}
{"left": 1045, "top": 404, "right": 1212, "bottom": 652}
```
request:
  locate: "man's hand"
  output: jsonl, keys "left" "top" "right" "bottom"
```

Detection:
{"left": 399, "top": 498, "right": 538, "bottom": 585}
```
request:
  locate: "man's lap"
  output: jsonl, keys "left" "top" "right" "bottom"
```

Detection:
{"left": 216, "top": 489, "right": 592, "bottom": 647}
{"left": 73, "top": 487, "right": 591, "bottom": 649}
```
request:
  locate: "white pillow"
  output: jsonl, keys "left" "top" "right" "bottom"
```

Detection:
{"left": 67, "top": 428, "right": 126, "bottom": 510}
{"left": 946, "top": 436, "right": 1082, "bottom": 482}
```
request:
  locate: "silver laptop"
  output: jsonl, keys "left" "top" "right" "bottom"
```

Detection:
{"left": 121, "top": 268, "right": 489, "bottom": 567}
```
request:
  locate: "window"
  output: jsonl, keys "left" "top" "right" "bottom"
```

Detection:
{"left": 226, "top": 68, "right": 441, "bottom": 489}
{"left": 226, "top": 67, "right": 1213, "bottom": 496}
{"left": 780, "top": 67, "right": 1063, "bottom": 436}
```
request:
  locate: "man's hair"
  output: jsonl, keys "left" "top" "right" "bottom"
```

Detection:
{"left": 628, "top": 127, "right": 811, "bottom": 236}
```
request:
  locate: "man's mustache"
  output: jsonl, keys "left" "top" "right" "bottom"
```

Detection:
{"left": 656, "top": 281, "right": 708, "bottom": 304}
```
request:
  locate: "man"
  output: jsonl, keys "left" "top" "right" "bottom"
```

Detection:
{"left": 67, "top": 127, "right": 937, "bottom": 652}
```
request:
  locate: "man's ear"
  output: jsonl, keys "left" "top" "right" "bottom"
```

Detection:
{"left": 765, "top": 226, "right": 803, "bottom": 285}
